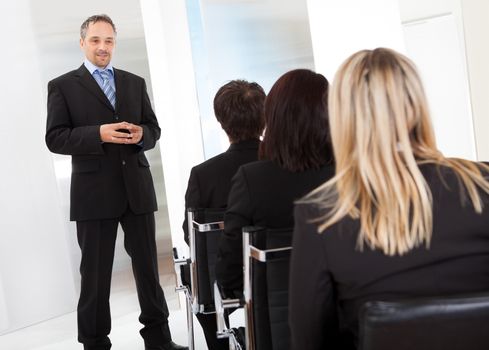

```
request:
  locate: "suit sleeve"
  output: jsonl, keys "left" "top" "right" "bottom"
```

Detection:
{"left": 289, "top": 203, "right": 339, "bottom": 350}
{"left": 139, "top": 79, "right": 161, "bottom": 152}
{"left": 45, "top": 80, "right": 104, "bottom": 155}
{"left": 183, "top": 167, "right": 201, "bottom": 245}
{"left": 215, "top": 166, "right": 253, "bottom": 292}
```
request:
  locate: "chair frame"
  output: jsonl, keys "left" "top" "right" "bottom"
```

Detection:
{"left": 214, "top": 281, "right": 245, "bottom": 350}
{"left": 214, "top": 226, "right": 293, "bottom": 349}
{"left": 242, "top": 226, "right": 292, "bottom": 350}
{"left": 172, "top": 249, "right": 194, "bottom": 349}
{"left": 173, "top": 208, "right": 225, "bottom": 350}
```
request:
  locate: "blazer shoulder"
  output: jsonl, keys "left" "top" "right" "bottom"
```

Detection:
{"left": 421, "top": 161, "right": 489, "bottom": 189}
{"left": 49, "top": 68, "right": 79, "bottom": 86}
{"left": 114, "top": 68, "right": 144, "bottom": 82}
{"left": 294, "top": 202, "right": 320, "bottom": 225}
{"left": 240, "top": 159, "right": 275, "bottom": 173}
{"left": 195, "top": 151, "right": 232, "bottom": 169}
{"left": 319, "top": 163, "right": 336, "bottom": 178}
{"left": 189, "top": 153, "right": 233, "bottom": 183}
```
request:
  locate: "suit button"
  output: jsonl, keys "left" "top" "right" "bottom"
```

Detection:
{"left": 122, "top": 160, "right": 126, "bottom": 165}
{"left": 114, "top": 116, "right": 119, "bottom": 120}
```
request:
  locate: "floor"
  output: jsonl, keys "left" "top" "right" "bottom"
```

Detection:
{"left": 0, "top": 255, "right": 238, "bottom": 350}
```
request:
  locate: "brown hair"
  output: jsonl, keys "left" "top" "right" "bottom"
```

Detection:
{"left": 213, "top": 80, "right": 266, "bottom": 142}
{"left": 259, "top": 69, "right": 333, "bottom": 172}
{"left": 80, "top": 14, "right": 117, "bottom": 39}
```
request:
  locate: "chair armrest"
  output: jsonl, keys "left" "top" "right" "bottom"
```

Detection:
{"left": 173, "top": 247, "right": 190, "bottom": 292}
{"left": 214, "top": 282, "right": 244, "bottom": 338}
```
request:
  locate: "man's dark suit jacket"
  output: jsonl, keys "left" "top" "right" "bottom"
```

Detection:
{"left": 182, "top": 139, "right": 259, "bottom": 350}
{"left": 182, "top": 139, "right": 260, "bottom": 244}
{"left": 45, "top": 64, "right": 160, "bottom": 221}
{"left": 215, "top": 160, "right": 335, "bottom": 291}
{"left": 289, "top": 163, "right": 489, "bottom": 350}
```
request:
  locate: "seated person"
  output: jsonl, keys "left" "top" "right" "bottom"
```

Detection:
{"left": 215, "top": 69, "right": 335, "bottom": 295}
{"left": 183, "top": 79, "right": 266, "bottom": 350}
{"left": 289, "top": 48, "right": 489, "bottom": 350}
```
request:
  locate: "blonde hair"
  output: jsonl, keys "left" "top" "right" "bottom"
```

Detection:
{"left": 306, "top": 48, "right": 489, "bottom": 256}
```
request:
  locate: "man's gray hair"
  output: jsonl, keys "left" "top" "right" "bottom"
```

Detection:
{"left": 80, "top": 14, "right": 117, "bottom": 39}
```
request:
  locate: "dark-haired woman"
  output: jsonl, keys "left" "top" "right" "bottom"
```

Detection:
{"left": 215, "top": 69, "right": 334, "bottom": 295}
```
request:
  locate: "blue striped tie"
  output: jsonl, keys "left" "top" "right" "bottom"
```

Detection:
{"left": 98, "top": 70, "right": 116, "bottom": 108}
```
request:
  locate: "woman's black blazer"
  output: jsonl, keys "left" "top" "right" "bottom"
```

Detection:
{"left": 289, "top": 163, "right": 489, "bottom": 350}
{"left": 215, "top": 159, "right": 334, "bottom": 291}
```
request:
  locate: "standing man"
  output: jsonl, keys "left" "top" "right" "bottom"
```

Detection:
{"left": 45, "top": 14, "right": 187, "bottom": 350}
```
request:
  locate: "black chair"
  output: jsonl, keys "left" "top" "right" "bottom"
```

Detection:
{"left": 173, "top": 208, "right": 225, "bottom": 350}
{"left": 242, "top": 226, "right": 293, "bottom": 350}
{"left": 359, "top": 292, "right": 489, "bottom": 350}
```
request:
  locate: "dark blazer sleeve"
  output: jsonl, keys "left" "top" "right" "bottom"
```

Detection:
{"left": 139, "top": 79, "right": 161, "bottom": 152}
{"left": 215, "top": 166, "right": 253, "bottom": 292}
{"left": 45, "top": 80, "right": 104, "bottom": 155}
{"left": 183, "top": 167, "right": 201, "bottom": 245}
{"left": 289, "top": 203, "right": 339, "bottom": 350}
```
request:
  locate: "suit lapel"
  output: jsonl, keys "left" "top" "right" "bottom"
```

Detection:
{"left": 75, "top": 64, "right": 114, "bottom": 111}
{"left": 114, "top": 68, "right": 125, "bottom": 112}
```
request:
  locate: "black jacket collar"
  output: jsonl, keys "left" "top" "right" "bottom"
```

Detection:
{"left": 227, "top": 139, "right": 260, "bottom": 152}
{"left": 75, "top": 64, "right": 126, "bottom": 112}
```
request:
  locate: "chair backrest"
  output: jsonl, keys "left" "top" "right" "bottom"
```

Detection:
{"left": 188, "top": 208, "right": 225, "bottom": 314}
{"left": 243, "top": 226, "right": 293, "bottom": 350}
{"left": 359, "top": 292, "right": 489, "bottom": 350}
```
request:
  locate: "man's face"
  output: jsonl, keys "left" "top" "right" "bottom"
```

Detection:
{"left": 80, "top": 21, "right": 115, "bottom": 68}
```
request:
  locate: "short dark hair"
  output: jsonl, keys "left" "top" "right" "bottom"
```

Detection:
{"left": 80, "top": 14, "right": 117, "bottom": 39}
{"left": 213, "top": 80, "right": 266, "bottom": 143}
{"left": 259, "top": 69, "right": 333, "bottom": 172}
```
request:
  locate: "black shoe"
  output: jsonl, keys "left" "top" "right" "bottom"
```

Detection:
{"left": 145, "top": 341, "right": 189, "bottom": 350}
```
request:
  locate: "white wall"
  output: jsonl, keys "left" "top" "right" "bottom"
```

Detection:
{"left": 461, "top": 0, "right": 489, "bottom": 161}
{"left": 307, "top": 0, "right": 480, "bottom": 161}
{"left": 191, "top": 0, "right": 315, "bottom": 158}
{"left": 398, "top": 0, "right": 455, "bottom": 19}
{"left": 399, "top": 0, "right": 476, "bottom": 160}
{"left": 0, "top": 274, "right": 8, "bottom": 332}
{"left": 0, "top": 0, "right": 77, "bottom": 334}
{"left": 306, "top": 0, "right": 405, "bottom": 81}
{"left": 140, "top": 0, "right": 204, "bottom": 257}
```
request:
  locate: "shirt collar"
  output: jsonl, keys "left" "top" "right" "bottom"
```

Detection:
{"left": 84, "top": 58, "right": 114, "bottom": 76}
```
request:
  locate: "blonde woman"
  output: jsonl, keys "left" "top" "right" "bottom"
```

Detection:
{"left": 289, "top": 48, "right": 489, "bottom": 350}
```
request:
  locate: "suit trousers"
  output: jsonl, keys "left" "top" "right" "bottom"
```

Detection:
{"left": 76, "top": 208, "right": 171, "bottom": 349}
{"left": 196, "top": 313, "right": 229, "bottom": 350}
